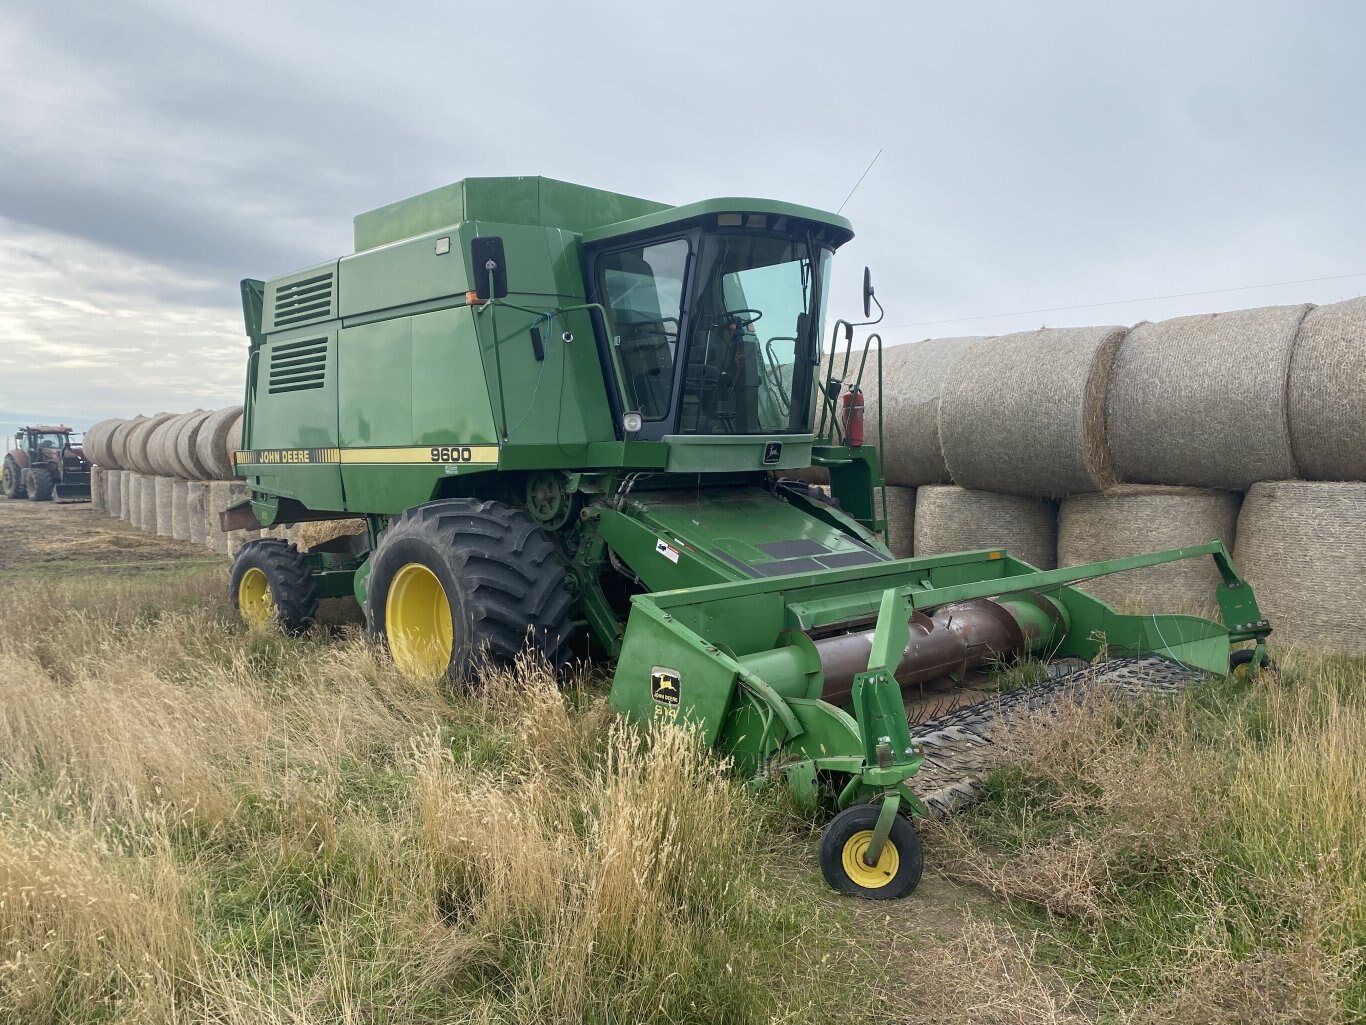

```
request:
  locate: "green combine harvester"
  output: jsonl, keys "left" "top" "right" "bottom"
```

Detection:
{"left": 227, "top": 176, "right": 1271, "bottom": 899}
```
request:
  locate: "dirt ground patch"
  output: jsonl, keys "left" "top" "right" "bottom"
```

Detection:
{"left": 0, "top": 496, "right": 225, "bottom": 574}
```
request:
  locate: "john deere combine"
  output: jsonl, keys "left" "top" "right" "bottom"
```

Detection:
{"left": 228, "top": 176, "right": 1271, "bottom": 898}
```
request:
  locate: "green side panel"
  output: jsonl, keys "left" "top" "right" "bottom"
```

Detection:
{"left": 244, "top": 327, "right": 343, "bottom": 509}
{"left": 261, "top": 261, "right": 339, "bottom": 334}
{"left": 353, "top": 176, "right": 668, "bottom": 252}
{"left": 338, "top": 228, "right": 471, "bottom": 319}
{"left": 661, "top": 436, "right": 815, "bottom": 473}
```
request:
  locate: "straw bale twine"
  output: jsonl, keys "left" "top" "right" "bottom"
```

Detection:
{"left": 90, "top": 466, "right": 106, "bottom": 513}
{"left": 83, "top": 418, "right": 123, "bottom": 468}
{"left": 1287, "top": 297, "right": 1366, "bottom": 481}
{"left": 109, "top": 417, "right": 146, "bottom": 472}
{"left": 1058, "top": 485, "right": 1239, "bottom": 613}
{"left": 939, "top": 326, "right": 1124, "bottom": 497}
{"left": 125, "top": 414, "right": 174, "bottom": 476}
{"left": 1108, "top": 304, "right": 1309, "bottom": 490}
{"left": 195, "top": 406, "right": 243, "bottom": 480}
{"left": 878, "top": 486, "right": 915, "bottom": 558}
{"left": 861, "top": 336, "right": 982, "bottom": 487}
{"left": 1233, "top": 481, "right": 1366, "bottom": 654}
{"left": 175, "top": 410, "right": 213, "bottom": 479}
{"left": 154, "top": 477, "right": 175, "bottom": 537}
{"left": 186, "top": 482, "right": 208, "bottom": 546}
{"left": 105, "top": 469, "right": 121, "bottom": 518}
{"left": 912, "top": 485, "right": 1057, "bottom": 568}
{"left": 298, "top": 518, "right": 367, "bottom": 551}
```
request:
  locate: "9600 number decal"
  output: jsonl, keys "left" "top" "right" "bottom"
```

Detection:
{"left": 430, "top": 446, "right": 475, "bottom": 463}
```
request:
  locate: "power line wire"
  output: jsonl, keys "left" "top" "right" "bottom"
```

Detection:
{"left": 886, "top": 270, "right": 1366, "bottom": 330}
{"left": 836, "top": 149, "right": 882, "bottom": 214}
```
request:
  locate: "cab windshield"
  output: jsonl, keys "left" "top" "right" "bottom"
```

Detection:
{"left": 595, "top": 229, "right": 830, "bottom": 437}
{"left": 679, "top": 234, "right": 825, "bottom": 435}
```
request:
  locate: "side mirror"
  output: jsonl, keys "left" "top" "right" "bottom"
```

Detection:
{"left": 862, "top": 267, "right": 875, "bottom": 319}
{"left": 470, "top": 237, "right": 509, "bottom": 300}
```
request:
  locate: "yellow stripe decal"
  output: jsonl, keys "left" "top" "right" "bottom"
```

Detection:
{"left": 234, "top": 445, "right": 498, "bottom": 467}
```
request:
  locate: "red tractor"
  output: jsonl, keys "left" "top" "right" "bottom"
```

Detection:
{"left": 2, "top": 426, "right": 92, "bottom": 502}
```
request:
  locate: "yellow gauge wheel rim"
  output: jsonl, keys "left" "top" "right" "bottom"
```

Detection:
{"left": 386, "top": 562, "right": 454, "bottom": 678}
{"left": 238, "top": 567, "right": 276, "bottom": 630}
{"left": 840, "top": 828, "right": 900, "bottom": 889}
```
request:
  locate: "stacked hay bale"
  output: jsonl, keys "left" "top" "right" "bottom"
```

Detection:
{"left": 877, "top": 486, "right": 915, "bottom": 559}
{"left": 1058, "top": 486, "right": 1240, "bottom": 613}
{"left": 1234, "top": 482, "right": 1366, "bottom": 654}
{"left": 1287, "top": 297, "right": 1366, "bottom": 481}
{"left": 913, "top": 485, "right": 1057, "bottom": 569}
{"left": 938, "top": 326, "right": 1123, "bottom": 497}
{"left": 1107, "top": 305, "right": 1308, "bottom": 490}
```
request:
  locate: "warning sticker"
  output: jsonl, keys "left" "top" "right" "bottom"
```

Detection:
{"left": 650, "top": 666, "right": 681, "bottom": 706}
{"left": 655, "top": 539, "right": 680, "bottom": 564}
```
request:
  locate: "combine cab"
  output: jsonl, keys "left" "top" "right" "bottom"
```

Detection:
{"left": 3, "top": 425, "right": 91, "bottom": 502}
{"left": 226, "top": 177, "right": 1272, "bottom": 898}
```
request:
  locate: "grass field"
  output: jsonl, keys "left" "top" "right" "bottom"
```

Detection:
{"left": 0, "top": 500, "right": 1360, "bottom": 1023}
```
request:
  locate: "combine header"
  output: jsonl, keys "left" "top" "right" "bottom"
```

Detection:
{"left": 226, "top": 176, "right": 1271, "bottom": 898}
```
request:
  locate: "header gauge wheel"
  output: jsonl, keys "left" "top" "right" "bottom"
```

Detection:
{"left": 819, "top": 803, "right": 924, "bottom": 900}
{"left": 364, "top": 498, "right": 573, "bottom": 681}
{"left": 229, "top": 539, "right": 319, "bottom": 634}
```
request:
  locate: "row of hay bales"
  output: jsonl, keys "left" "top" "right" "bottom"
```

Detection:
{"left": 855, "top": 295, "right": 1366, "bottom": 655}
{"left": 83, "top": 406, "right": 243, "bottom": 483}
{"left": 873, "top": 478, "right": 1362, "bottom": 656}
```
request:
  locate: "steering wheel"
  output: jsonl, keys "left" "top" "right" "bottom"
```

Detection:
{"left": 710, "top": 309, "right": 763, "bottom": 328}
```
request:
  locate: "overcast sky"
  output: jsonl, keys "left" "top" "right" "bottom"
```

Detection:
{"left": 3, "top": 0, "right": 1364, "bottom": 438}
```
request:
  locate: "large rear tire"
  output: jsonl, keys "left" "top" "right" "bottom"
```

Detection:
{"left": 25, "top": 467, "right": 54, "bottom": 502}
{"left": 364, "top": 499, "right": 573, "bottom": 680}
{"left": 2, "top": 456, "right": 25, "bottom": 499}
{"left": 229, "top": 539, "right": 319, "bottom": 634}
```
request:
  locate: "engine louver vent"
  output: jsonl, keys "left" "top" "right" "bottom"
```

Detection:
{"left": 272, "top": 271, "right": 334, "bottom": 328}
{"left": 268, "top": 337, "right": 328, "bottom": 394}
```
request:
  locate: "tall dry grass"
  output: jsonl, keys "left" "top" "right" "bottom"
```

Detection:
{"left": 0, "top": 572, "right": 842, "bottom": 1024}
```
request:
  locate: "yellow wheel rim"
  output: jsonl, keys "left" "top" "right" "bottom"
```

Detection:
{"left": 386, "top": 562, "right": 453, "bottom": 678}
{"left": 841, "top": 829, "right": 900, "bottom": 889}
{"left": 238, "top": 567, "right": 276, "bottom": 630}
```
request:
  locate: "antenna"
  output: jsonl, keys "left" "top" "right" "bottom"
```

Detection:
{"left": 836, "top": 148, "right": 883, "bottom": 214}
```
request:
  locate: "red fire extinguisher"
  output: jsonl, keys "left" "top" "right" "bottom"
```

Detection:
{"left": 842, "top": 386, "right": 865, "bottom": 447}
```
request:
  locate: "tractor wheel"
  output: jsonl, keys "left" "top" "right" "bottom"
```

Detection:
{"left": 819, "top": 803, "right": 924, "bottom": 900}
{"left": 1, "top": 456, "right": 25, "bottom": 499}
{"left": 229, "top": 539, "right": 319, "bottom": 634}
{"left": 25, "top": 467, "right": 54, "bottom": 502}
{"left": 364, "top": 498, "right": 573, "bottom": 681}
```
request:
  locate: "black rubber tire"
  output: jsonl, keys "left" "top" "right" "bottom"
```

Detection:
{"left": 1230, "top": 648, "right": 1277, "bottom": 677}
{"left": 229, "top": 538, "right": 319, "bottom": 634}
{"left": 364, "top": 498, "right": 573, "bottom": 679}
{"left": 819, "top": 803, "right": 924, "bottom": 900}
{"left": 25, "top": 467, "right": 54, "bottom": 502}
{"left": 2, "top": 456, "right": 25, "bottom": 499}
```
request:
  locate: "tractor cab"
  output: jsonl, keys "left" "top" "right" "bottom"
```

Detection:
{"left": 584, "top": 203, "right": 850, "bottom": 443}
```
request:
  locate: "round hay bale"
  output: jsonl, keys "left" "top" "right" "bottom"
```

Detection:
{"left": 1058, "top": 485, "right": 1240, "bottom": 613}
{"left": 154, "top": 477, "right": 174, "bottom": 537}
{"left": 913, "top": 485, "right": 1057, "bottom": 569}
{"left": 1287, "top": 297, "right": 1366, "bottom": 481}
{"left": 858, "top": 336, "right": 982, "bottom": 487}
{"left": 90, "top": 465, "right": 106, "bottom": 514}
{"left": 119, "top": 471, "right": 132, "bottom": 523}
{"left": 125, "top": 413, "right": 175, "bottom": 476}
{"left": 138, "top": 475, "right": 157, "bottom": 533}
{"left": 939, "top": 326, "right": 1124, "bottom": 497}
{"left": 204, "top": 481, "right": 232, "bottom": 553}
{"left": 146, "top": 416, "right": 185, "bottom": 477}
{"left": 83, "top": 418, "right": 123, "bottom": 468}
{"left": 195, "top": 406, "right": 243, "bottom": 480}
{"left": 186, "top": 482, "right": 208, "bottom": 546}
{"left": 1108, "top": 304, "right": 1309, "bottom": 490}
{"left": 171, "top": 480, "right": 191, "bottom": 541}
{"left": 1233, "top": 481, "right": 1366, "bottom": 654}
{"left": 109, "top": 416, "right": 147, "bottom": 472}
{"left": 878, "top": 486, "right": 915, "bottom": 559}
{"left": 127, "top": 474, "right": 143, "bottom": 528}
{"left": 175, "top": 410, "right": 214, "bottom": 479}
{"left": 298, "top": 518, "right": 367, "bottom": 551}
{"left": 225, "top": 411, "right": 243, "bottom": 465}
{"left": 106, "top": 469, "right": 122, "bottom": 518}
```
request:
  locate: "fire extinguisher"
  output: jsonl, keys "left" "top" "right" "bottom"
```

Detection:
{"left": 842, "top": 386, "right": 865, "bottom": 447}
